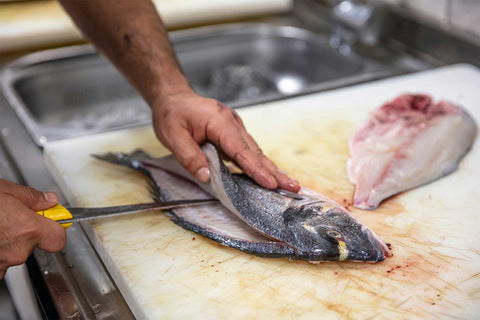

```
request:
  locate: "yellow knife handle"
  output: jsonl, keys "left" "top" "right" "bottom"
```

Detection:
{"left": 36, "top": 204, "right": 73, "bottom": 229}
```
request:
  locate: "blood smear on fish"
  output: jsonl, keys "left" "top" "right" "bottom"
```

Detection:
{"left": 347, "top": 94, "right": 477, "bottom": 210}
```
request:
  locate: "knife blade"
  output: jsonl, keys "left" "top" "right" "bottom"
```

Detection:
{"left": 36, "top": 198, "right": 218, "bottom": 228}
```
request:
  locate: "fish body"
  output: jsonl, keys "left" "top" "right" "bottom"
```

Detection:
{"left": 95, "top": 144, "right": 389, "bottom": 262}
{"left": 348, "top": 94, "right": 477, "bottom": 209}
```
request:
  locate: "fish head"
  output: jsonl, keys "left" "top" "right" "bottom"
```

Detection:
{"left": 285, "top": 205, "right": 387, "bottom": 262}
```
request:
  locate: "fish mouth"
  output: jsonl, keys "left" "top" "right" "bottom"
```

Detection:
{"left": 345, "top": 228, "right": 388, "bottom": 262}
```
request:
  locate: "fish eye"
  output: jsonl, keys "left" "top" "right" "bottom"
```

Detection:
{"left": 327, "top": 230, "right": 342, "bottom": 238}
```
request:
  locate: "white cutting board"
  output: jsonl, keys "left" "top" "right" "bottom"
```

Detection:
{"left": 45, "top": 64, "right": 480, "bottom": 320}
{"left": 0, "top": 0, "right": 292, "bottom": 53}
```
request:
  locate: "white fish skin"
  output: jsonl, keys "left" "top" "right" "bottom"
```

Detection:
{"left": 348, "top": 94, "right": 477, "bottom": 210}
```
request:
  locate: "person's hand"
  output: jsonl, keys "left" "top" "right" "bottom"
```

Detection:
{"left": 0, "top": 179, "right": 66, "bottom": 279}
{"left": 151, "top": 91, "right": 300, "bottom": 192}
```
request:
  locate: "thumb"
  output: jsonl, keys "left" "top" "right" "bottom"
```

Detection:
{"left": 169, "top": 129, "right": 210, "bottom": 183}
{"left": 0, "top": 180, "right": 58, "bottom": 211}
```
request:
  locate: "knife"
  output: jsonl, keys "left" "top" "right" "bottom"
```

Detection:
{"left": 36, "top": 199, "right": 218, "bottom": 228}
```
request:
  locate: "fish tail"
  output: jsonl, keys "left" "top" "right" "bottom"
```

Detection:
{"left": 92, "top": 150, "right": 168, "bottom": 203}
{"left": 92, "top": 149, "right": 153, "bottom": 176}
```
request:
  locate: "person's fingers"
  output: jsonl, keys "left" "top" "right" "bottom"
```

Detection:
{"left": 204, "top": 105, "right": 280, "bottom": 189}
{"left": 240, "top": 129, "right": 300, "bottom": 192}
{"left": 0, "top": 180, "right": 58, "bottom": 211}
{"left": 165, "top": 128, "right": 211, "bottom": 183}
{"left": 35, "top": 215, "right": 67, "bottom": 253}
{"left": 1, "top": 246, "right": 33, "bottom": 268}
{"left": 212, "top": 128, "right": 277, "bottom": 189}
{"left": 2, "top": 194, "right": 66, "bottom": 253}
{"left": 217, "top": 148, "right": 232, "bottom": 162}
{"left": 260, "top": 156, "right": 300, "bottom": 192}
{"left": 0, "top": 189, "right": 66, "bottom": 280}
{"left": 229, "top": 108, "right": 247, "bottom": 129}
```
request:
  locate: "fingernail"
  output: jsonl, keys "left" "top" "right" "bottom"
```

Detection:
{"left": 282, "top": 173, "right": 297, "bottom": 185}
{"left": 195, "top": 167, "right": 210, "bottom": 183}
{"left": 278, "top": 169, "right": 297, "bottom": 184}
{"left": 288, "top": 181, "right": 299, "bottom": 189}
{"left": 286, "top": 177, "right": 300, "bottom": 190}
{"left": 43, "top": 192, "right": 58, "bottom": 203}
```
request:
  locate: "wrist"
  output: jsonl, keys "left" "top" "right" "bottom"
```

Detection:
{"left": 149, "top": 85, "right": 196, "bottom": 109}
{"left": 139, "top": 62, "right": 192, "bottom": 104}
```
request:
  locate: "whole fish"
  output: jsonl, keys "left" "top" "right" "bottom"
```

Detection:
{"left": 94, "top": 143, "right": 389, "bottom": 262}
{"left": 348, "top": 94, "right": 477, "bottom": 209}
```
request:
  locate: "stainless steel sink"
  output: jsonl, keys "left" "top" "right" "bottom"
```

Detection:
{"left": 1, "top": 23, "right": 388, "bottom": 145}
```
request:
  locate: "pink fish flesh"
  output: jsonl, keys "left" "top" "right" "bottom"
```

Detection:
{"left": 348, "top": 94, "right": 477, "bottom": 209}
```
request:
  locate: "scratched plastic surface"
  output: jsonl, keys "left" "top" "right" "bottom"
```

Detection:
{"left": 44, "top": 65, "right": 480, "bottom": 320}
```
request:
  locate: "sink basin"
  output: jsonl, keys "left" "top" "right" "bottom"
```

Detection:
{"left": 1, "top": 23, "right": 387, "bottom": 145}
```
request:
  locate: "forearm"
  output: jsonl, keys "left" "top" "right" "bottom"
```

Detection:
{"left": 59, "top": 0, "right": 192, "bottom": 106}
{"left": 60, "top": 0, "right": 300, "bottom": 192}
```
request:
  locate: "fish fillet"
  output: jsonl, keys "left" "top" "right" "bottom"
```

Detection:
{"left": 348, "top": 94, "right": 477, "bottom": 209}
